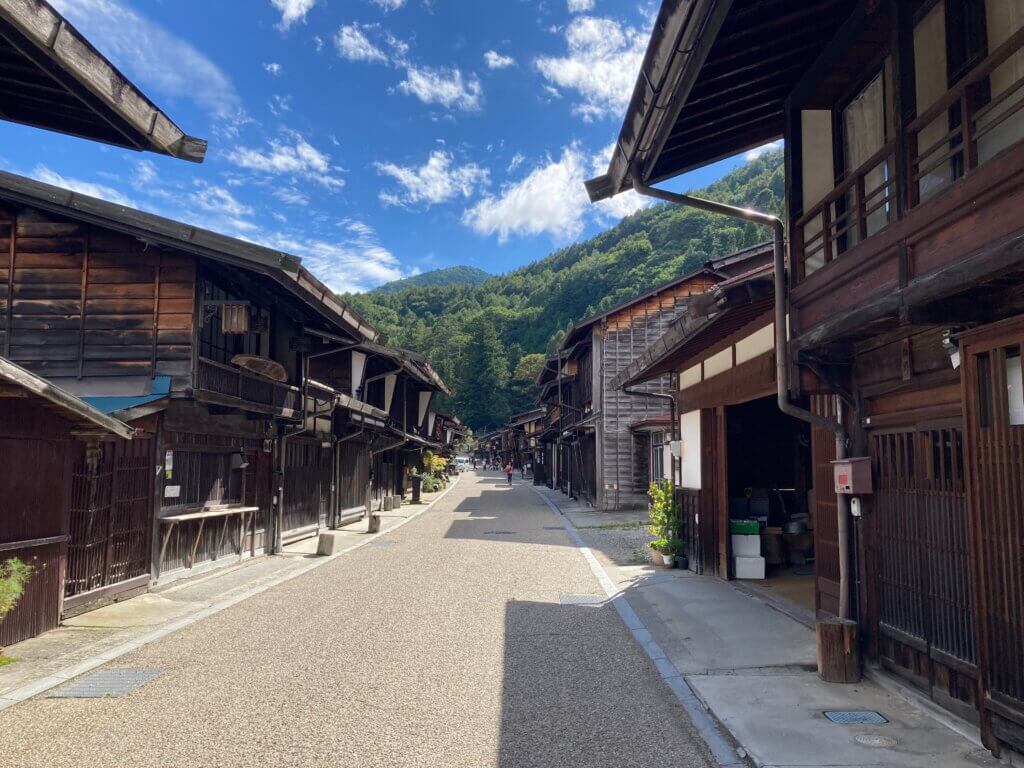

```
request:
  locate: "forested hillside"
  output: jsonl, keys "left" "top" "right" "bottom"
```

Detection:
{"left": 344, "top": 151, "right": 784, "bottom": 431}
{"left": 373, "top": 265, "right": 491, "bottom": 294}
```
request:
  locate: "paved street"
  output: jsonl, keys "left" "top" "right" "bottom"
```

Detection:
{"left": 0, "top": 473, "right": 716, "bottom": 768}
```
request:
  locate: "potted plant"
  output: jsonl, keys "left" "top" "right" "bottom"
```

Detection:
{"left": 648, "top": 480, "right": 681, "bottom": 568}
{"left": 651, "top": 537, "right": 676, "bottom": 567}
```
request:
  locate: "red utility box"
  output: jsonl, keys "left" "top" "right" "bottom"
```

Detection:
{"left": 832, "top": 457, "right": 872, "bottom": 494}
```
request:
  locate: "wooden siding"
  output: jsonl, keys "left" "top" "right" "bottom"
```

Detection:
{"left": 0, "top": 399, "right": 74, "bottom": 646}
{"left": 810, "top": 394, "right": 841, "bottom": 618}
{"left": 961, "top": 318, "right": 1024, "bottom": 754}
{"left": 0, "top": 207, "right": 195, "bottom": 389}
{"left": 599, "top": 287, "right": 692, "bottom": 510}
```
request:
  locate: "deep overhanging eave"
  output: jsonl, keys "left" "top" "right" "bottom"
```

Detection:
{"left": 0, "top": 0, "right": 207, "bottom": 162}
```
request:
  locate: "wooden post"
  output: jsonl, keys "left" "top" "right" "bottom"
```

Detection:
{"left": 816, "top": 617, "right": 861, "bottom": 683}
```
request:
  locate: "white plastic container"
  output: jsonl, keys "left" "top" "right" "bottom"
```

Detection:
{"left": 734, "top": 555, "right": 766, "bottom": 580}
{"left": 731, "top": 534, "right": 761, "bottom": 557}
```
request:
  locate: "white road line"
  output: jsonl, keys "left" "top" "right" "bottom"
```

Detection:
{"left": 0, "top": 476, "right": 461, "bottom": 712}
{"left": 530, "top": 484, "right": 747, "bottom": 768}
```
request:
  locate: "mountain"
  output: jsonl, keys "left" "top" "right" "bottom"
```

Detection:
{"left": 373, "top": 265, "right": 491, "bottom": 294}
{"left": 343, "top": 151, "right": 784, "bottom": 431}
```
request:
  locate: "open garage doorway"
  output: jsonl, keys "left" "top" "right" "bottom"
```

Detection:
{"left": 725, "top": 395, "right": 815, "bottom": 612}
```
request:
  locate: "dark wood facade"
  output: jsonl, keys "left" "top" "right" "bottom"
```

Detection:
{"left": 594, "top": 0, "right": 1024, "bottom": 755}
{"left": 0, "top": 170, "right": 450, "bottom": 644}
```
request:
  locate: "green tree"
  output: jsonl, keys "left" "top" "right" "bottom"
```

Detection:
{"left": 454, "top": 315, "right": 510, "bottom": 429}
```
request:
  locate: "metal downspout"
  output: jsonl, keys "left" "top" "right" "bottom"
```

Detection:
{"left": 630, "top": 170, "right": 853, "bottom": 620}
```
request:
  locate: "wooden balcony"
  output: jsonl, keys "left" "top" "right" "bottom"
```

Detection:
{"left": 194, "top": 357, "right": 301, "bottom": 418}
{"left": 790, "top": 27, "right": 1024, "bottom": 349}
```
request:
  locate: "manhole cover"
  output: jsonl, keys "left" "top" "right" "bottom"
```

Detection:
{"left": 855, "top": 734, "right": 898, "bottom": 748}
{"left": 47, "top": 669, "right": 162, "bottom": 698}
{"left": 560, "top": 594, "right": 605, "bottom": 606}
{"left": 824, "top": 710, "right": 888, "bottom": 725}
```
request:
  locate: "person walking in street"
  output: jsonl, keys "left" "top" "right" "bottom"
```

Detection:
{"left": 504, "top": 462, "right": 514, "bottom": 485}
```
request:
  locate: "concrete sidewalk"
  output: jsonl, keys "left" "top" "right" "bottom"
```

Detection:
{"left": 0, "top": 486, "right": 450, "bottom": 702}
{"left": 533, "top": 483, "right": 1002, "bottom": 768}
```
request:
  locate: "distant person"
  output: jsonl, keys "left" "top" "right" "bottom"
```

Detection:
{"left": 504, "top": 462, "right": 514, "bottom": 485}
{"left": 519, "top": 464, "right": 525, "bottom": 479}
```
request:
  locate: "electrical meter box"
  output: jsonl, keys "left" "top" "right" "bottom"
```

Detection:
{"left": 832, "top": 457, "right": 873, "bottom": 495}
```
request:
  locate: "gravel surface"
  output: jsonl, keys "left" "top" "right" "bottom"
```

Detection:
{"left": 0, "top": 472, "right": 715, "bottom": 768}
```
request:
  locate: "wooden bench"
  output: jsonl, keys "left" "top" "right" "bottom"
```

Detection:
{"left": 157, "top": 505, "right": 259, "bottom": 577}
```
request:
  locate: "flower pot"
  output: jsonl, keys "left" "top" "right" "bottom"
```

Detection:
{"left": 661, "top": 553, "right": 674, "bottom": 567}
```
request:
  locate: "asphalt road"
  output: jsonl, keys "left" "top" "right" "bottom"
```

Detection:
{"left": 0, "top": 473, "right": 715, "bottom": 768}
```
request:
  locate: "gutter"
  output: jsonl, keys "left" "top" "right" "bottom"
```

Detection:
{"left": 629, "top": 169, "right": 854, "bottom": 621}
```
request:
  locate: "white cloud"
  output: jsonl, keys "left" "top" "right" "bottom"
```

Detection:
{"left": 30, "top": 165, "right": 136, "bottom": 207}
{"left": 268, "top": 94, "right": 292, "bottom": 116}
{"left": 264, "top": 62, "right": 283, "bottom": 76}
{"left": 567, "top": 0, "right": 595, "bottom": 11}
{"left": 271, "top": 0, "right": 316, "bottom": 29}
{"left": 267, "top": 221, "right": 405, "bottom": 292}
{"left": 191, "top": 183, "right": 253, "bottom": 218}
{"left": 507, "top": 152, "right": 525, "bottom": 172}
{"left": 535, "top": 15, "right": 645, "bottom": 120}
{"left": 132, "top": 159, "right": 157, "bottom": 187}
{"left": 335, "top": 23, "right": 388, "bottom": 63}
{"left": 274, "top": 187, "right": 310, "bottom": 206}
{"left": 369, "top": 0, "right": 406, "bottom": 9}
{"left": 49, "top": 0, "right": 240, "bottom": 118}
{"left": 376, "top": 150, "right": 488, "bottom": 207}
{"left": 745, "top": 139, "right": 784, "bottom": 161}
{"left": 225, "top": 130, "right": 345, "bottom": 189}
{"left": 484, "top": 50, "right": 515, "bottom": 69}
{"left": 462, "top": 142, "right": 648, "bottom": 242}
{"left": 398, "top": 65, "right": 482, "bottom": 111}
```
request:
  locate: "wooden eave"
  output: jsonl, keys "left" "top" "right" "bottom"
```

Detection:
{"left": 587, "top": 0, "right": 857, "bottom": 201}
{"left": 0, "top": 0, "right": 206, "bottom": 162}
{"left": 0, "top": 354, "right": 133, "bottom": 438}
{"left": 611, "top": 290, "right": 774, "bottom": 390}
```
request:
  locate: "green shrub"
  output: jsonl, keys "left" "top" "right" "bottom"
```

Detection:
{"left": 421, "top": 474, "right": 441, "bottom": 493}
{"left": 0, "top": 558, "right": 34, "bottom": 622}
{"left": 647, "top": 480, "right": 681, "bottom": 555}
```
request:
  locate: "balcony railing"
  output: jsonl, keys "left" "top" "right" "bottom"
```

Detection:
{"left": 195, "top": 357, "right": 301, "bottom": 416}
{"left": 795, "top": 140, "right": 897, "bottom": 279}
{"left": 795, "top": 25, "right": 1024, "bottom": 283}
{"left": 908, "top": 25, "right": 1024, "bottom": 206}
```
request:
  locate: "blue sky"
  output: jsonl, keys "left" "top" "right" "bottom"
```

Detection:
{"left": 0, "top": 0, "right": 769, "bottom": 292}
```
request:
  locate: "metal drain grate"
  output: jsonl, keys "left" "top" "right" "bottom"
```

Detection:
{"left": 823, "top": 710, "right": 888, "bottom": 725}
{"left": 483, "top": 530, "right": 515, "bottom": 535}
{"left": 366, "top": 540, "right": 397, "bottom": 548}
{"left": 560, "top": 594, "right": 605, "bottom": 606}
{"left": 542, "top": 525, "right": 564, "bottom": 530}
{"left": 47, "top": 669, "right": 162, "bottom": 698}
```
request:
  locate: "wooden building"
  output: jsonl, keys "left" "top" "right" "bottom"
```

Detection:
{"left": 537, "top": 249, "right": 771, "bottom": 510}
{"left": 0, "top": 357, "right": 134, "bottom": 646}
{"left": 0, "top": 169, "right": 447, "bottom": 615}
{"left": 589, "top": 0, "right": 1024, "bottom": 756}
